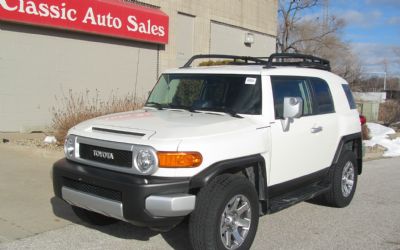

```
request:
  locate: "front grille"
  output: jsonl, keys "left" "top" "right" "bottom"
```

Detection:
{"left": 79, "top": 143, "right": 132, "bottom": 168}
{"left": 63, "top": 178, "right": 122, "bottom": 202}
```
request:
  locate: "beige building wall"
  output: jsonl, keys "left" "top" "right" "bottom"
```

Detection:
{"left": 140, "top": 0, "right": 278, "bottom": 71}
{"left": 210, "top": 21, "right": 276, "bottom": 57}
{"left": 0, "top": 0, "right": 277, "bottom": 132}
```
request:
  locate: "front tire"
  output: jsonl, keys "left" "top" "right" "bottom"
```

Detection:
{"left": 189, "top": 174, "right": 259, "bottom": 250}
{"left": 323, "top": 151, "right": 358, "bottom": 207}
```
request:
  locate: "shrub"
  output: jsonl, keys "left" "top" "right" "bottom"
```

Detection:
{"left": 52, "top": 89, "right": 144, "bottom": 144}
{"left": 361, "top": 124, "right": 370, "bottom": 140}
{"left": 198, "top": 60, "right": 233, "bottom": 66}
{"left": 379, "top": 100, "right": 400, "bottom": 126}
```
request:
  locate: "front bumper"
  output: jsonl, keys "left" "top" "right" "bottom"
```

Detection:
{"left": 53, "top": 158, "right": 195, "bottom": 228}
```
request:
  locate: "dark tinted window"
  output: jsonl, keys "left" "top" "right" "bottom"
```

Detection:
{"left": 310, "top": 78, "right": 335, "bottom": 114}
{"left": 342, "top": 84, "right": 356, "bottom": 109}
{"left": 147, "top": 74, "right": 262, "bottom": 114}
{"left": 271, "top": 76, "right": 313, "bottom": 119}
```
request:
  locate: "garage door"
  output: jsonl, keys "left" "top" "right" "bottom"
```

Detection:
{"left": 0, "top": 23, "right": 158, "bottom": 132}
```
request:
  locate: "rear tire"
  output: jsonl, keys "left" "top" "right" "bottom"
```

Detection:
{"left": 72, "top": 206, "right": 118, "bottom": 226}
{"left": 189, "top": 174, "right": 259, "bottom": 250}
{"left": 323, "top": 151, "right": 358, "bottom": 207}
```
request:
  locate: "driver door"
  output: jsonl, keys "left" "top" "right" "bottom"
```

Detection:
{"left": 269, "top": 76, "right": 337, "bottom": 188}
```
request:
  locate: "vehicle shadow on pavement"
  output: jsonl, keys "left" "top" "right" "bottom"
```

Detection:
{"left": 161, "top": 220, "right": 194, "bottom": 250}
{"left": 306, "top": 196, "right": 337, "bottom": 208}
{"left": 50, "top": 197, "right": 193, "bottom": 249}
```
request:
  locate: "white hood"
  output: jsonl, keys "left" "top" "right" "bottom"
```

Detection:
{"left": 67, "top": 108, "right": 269, "bottom": 178}
{"left": 72, "top": 109, "right": 257, "bottom": 141}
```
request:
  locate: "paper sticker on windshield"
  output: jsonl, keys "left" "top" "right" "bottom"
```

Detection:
{"left": 245, "top": 77, "right": 257, "bottom": 85}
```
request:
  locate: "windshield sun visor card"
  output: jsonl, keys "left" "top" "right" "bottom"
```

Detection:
{"left": 245, "top": 77, "right": 257, "bottom": 85}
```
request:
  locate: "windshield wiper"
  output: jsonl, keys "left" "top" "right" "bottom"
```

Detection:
{"left": 145, "top": 102, "right": 164, "bottom": 110}
{"left": 196, "top": 108, "right": 243, "bottom": 118}
{"left": 168, "top": 104, "right": 198, "bottom": 113}
{"left": 225, "top": 109, "right": 243, "bottom": 118}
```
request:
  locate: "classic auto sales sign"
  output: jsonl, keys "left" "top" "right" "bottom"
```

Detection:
{"left": 0, "top": 0, "right": 169, "bottom": 44}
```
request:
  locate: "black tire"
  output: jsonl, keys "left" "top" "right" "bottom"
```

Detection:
{"left": 72, "top": 206, "right": 119, "bottom": 226}
{"left": 189, "top": 174, "right": 259, "bottom": 250}
{"left": 323, "top": 151, "right": 358, "bottom": 207}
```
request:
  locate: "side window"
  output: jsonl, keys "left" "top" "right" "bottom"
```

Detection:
{"left": 271, "top": 76, "right": 313, "bottom": 119}
{"left": 342, "top": 84, "right": 356, "bottom": 109}
{"left": 309, "top": 78, "right": 335, "bottom": 114}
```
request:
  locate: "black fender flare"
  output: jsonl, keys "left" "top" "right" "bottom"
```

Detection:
{"left": 331, "top": 132, "right": 363, "bottom": 175}
{"left": 189, "top": 154, "right": 267, "bottom": 202}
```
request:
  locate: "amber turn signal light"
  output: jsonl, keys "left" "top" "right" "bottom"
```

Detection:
{"left": 157, "top": 152, "right": 203, "bottom": 168}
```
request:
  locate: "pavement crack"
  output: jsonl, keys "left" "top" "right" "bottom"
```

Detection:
{"left": 386, "top": 240, "right": 400, "bottom": 246}
{"left": 0, "top": 216, "right": 35, "bottom": 234}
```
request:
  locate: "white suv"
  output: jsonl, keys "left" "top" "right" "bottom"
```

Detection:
{"left": 53, "top": 53, "right": 363, "bottom": 250}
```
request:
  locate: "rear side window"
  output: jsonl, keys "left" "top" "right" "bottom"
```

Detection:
{"left": 309, "top": 78, "right": 335, "bottom": 114}
{"left": 342, "top": 84, "right": 356, "bottom": 109}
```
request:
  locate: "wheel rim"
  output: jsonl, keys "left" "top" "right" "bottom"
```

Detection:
{"left": 220, "top": 194, "right": 252, "bottom": 250}
{"left": 341, "top": 161, "right": 355, "bottom": 197}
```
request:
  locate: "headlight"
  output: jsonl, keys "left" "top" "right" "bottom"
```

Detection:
{"left": 135, "top": 149, "right": 157, "bottom": 174}
{"left": 64, "top": 136, "right": 75, "bottom": 158}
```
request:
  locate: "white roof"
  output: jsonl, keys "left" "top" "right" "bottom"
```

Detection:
{"left": 164, "top": 65, "right": 265, "bottom": 75}
{"left": 164, "top": 65, "right": 347, "bottom": 84}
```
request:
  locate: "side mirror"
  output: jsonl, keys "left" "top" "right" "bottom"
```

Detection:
{"left": 283, "top": 97, "right": 303, "bottom": 119}
{"left": 281, "top": 97, "right": 303, "bottom": 131}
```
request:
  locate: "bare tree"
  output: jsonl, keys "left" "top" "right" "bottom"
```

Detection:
{"left": 277, "top": 0, "right": 342, "bottom": 53}
{"left": 295, "top": 20, "right": 361, "bottom": 84}
{"left": 276, "top": 0, "right": 361, "bottom": 84}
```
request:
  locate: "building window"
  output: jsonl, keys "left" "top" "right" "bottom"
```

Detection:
{"left": 124, "top": 0, "right": 160, "bottom": 9}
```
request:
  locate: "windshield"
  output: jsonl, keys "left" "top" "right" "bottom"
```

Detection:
{"left": 146, "top": 74, "right": 262, "bottom": 115}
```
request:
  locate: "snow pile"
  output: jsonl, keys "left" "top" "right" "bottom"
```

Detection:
{"left": 364, "top": 123, "right": 400, "bottom": 157}
{"left": 44, "top": 136, "right": 57, "bottom": 144}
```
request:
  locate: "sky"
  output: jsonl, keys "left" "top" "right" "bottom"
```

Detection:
{"left": 304, "top": 0, "right": 400, "bottom": 76}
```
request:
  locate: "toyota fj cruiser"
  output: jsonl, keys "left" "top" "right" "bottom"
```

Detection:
{"left": 53, "top": 53, "right": 363, "bottom": 250}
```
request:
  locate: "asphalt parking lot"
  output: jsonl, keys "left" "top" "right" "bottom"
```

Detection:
{"left": 0, "top": 144, "right": 399, "bottom": 250}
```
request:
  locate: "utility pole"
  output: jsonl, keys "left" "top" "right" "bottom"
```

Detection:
{"left": 383, "top": 58, "right": 388, "bottom": 91}
{"left": 322, "top": 0, "right": 329, "bottom": 33}
{"left": 384, "top": 71, "right": 387, "bottom": 91}
{"left": 322, "top": 0, "right": 329, "bottom": 32}
{"left": 366, "top": 72, "right": 387, "bottom": 91}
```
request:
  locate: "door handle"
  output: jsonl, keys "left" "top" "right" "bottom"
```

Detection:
{"left": 311, "top": 126, "right": 323, "bottom": 133}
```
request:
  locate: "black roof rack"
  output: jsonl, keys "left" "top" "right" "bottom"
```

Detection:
{"left": 266, "top": 53, "right": 331, "bottom": 71}
{"left": 182, "top": 53, "right": 331, "bottom": 71}
{"left": 182, "top": 54, "right": 267, "bottom": 68}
